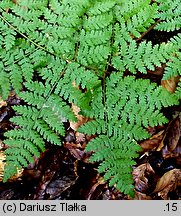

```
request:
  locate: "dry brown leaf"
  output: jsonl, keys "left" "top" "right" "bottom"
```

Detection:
{"left": 134, "top": 191, "right": 152, "bottom": 200}
{"left": 147, "top": 65, "right": 165, "bottom": 77}
{"left": 158, "top": 183, "right": 175, "bottom": 200}
{"left": 161, "top": 76, "right": 180, "bottom": 93}
{"left": 75, "top": 132, "right": 86, "bottom": 144}
{"left": 133, "top": 163, "right": 155, "bottom": 193}
{"left": 86, "top": 176, "right": 105, "bottom": 200}
{"left": 140, "top": 130, "right": 164, "bottom": 151}
{"left": 156, "top": 140, "right": 165, "bottom": 152}
{"left": 164, "top": 116, "right": 180, "bottom": 152}
{"left": 64, "top": 142, "right": 85, "bottom": 160}
{"left": 0, "top": 151, "right": 6, "bottom": 182}
{"left": 70, "top": 104, "right": 90, "bottom": 131}
{"left": 157, "top": 116, "right": 180, "bottom": 152}
{"left": 153, "top": 169, "right": 181, "bottom": 195}
{"left": 0, "top": 97, "right": 7, "bottom": 108}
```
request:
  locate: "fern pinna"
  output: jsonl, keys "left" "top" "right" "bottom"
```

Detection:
{"left": 0, "top": 0, "right": 180, "bottom": 197}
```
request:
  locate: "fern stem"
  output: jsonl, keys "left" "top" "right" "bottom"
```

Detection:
{"left": 0, "top": 12, "right": 51, "bottom": 53}
{"left": 0, "top": 10, "right": 73, "bottom": 63}
{"left": 135, "top": 19, "right": 161, "bottom": 42}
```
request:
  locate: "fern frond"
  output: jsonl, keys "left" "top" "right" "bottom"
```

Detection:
{"left": 175, "top": 80, "right": 181, "bottom": 99}
{"left": 154, "top": 0, "right": 181, "bottom": 32}
{"left": 0, "top": 0, "right": 180, "bottom": 197}
{"left": 87, "top": 0, "right": 116, "bottom": 16}
{"left": 114, "top": 0, "right": 158, "bottom": 40}
{"left": 112, "top": 38, "right": 177, "bottom": 73}
{"left": 0, "top": 70, "right": 11, "bottom": 99}
{"left": 79, "top": 74, "right": 178, "bottom": 196}
{"left": 163, "top": 52, "right": 181, "bottom": 80}
{"left": 3, "top": 80, "right": 76, "bottom": 181}
{"left": 85, "top": 135, "right": 140, "bottom": 197}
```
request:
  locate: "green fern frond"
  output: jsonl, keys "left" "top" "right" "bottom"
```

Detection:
{"left": 114, "top": 0, "right": 158, "bottom": 40}
{"left": 175, "top": 81, "right": 181, "bottom": 99}
{"left": 85, "top": 135, "right": 140, "bottom": 197}
{"left": 79, "top": 74, "right": 178, "bottom": 196}
{"left": 112, "top": 37, "right": 178, "bottom": 73}
{"left": 3, "top": 80, "right": 76, "bottom": 182}
{"left": 163, "top": 52, "right": 181, "bottom": 79}
{"left": 161, "top": 34, "right": 181, "bottom": 80}
{"left": 0, "top": 0, "right": 180, "bottom": 197}
{"left": 154, "top": 0, "right": 181, "bottom": 32}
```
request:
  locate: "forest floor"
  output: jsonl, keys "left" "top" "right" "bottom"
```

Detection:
{"left": 0, "top": 29, "right": 180, "bottom": 200}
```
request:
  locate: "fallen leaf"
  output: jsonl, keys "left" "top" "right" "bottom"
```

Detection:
{"left": 157, "top": 184, "right": 174, "bottom": 200}
{"left": 0, "top": 97, "right": 7, "bottom": 108}
{"left": 164, "top": 116, "right": 180, "bottom": 152}
{"left": 133, "top": 163, "right": 155, "bottom": 193}
{"left": 161, "top": 76, "right": 180, "bottom": 93}
{"left": 45, "top": 174, "right": 78, "bottom": 200}
{"left": 22, "top": 169, "right": 41, "bottom": 182}
{"left": 86, "top": 176, "right": 105, "bottom": 200}
{"left": 156, "top": 140, "right": 164, "bottom": 152}
{"left": 70, "top": 104, "right": 90, "bottom": 131}
{"left": 0, "top": 151, "right": 6, "bottom": 182}
{"left": 134, "top": 191, "right": 152, "bottom": 200}
{"left": 140, "top": 130, "right": 164, "bottom": 151}
{"left": 75, "top": 132, "right": 86, "bottom": 144}
{"left": 156, "top": 116, "right": 180, "bottom": 152}
{"left": 161, "top": 144, "right": 181, "bottom": 160}
{"left": 64, "top": 142, "right": 85, "bottom": 160}
{"left": 153, "top": 169, "right": 181, "bottom": 197}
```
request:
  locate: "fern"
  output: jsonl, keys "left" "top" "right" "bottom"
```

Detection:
{"left": 79, "top": 75, "right": 178, "bottom": 196}
{"left": 3, "top": 80, "right": 76, "bottom": 181}
{"left": 162, "top": 34, "right": 181, "bottom": 79}
{"left": 0, "top": 0, "right": 180, "bottom": 197}
{"left": 115, "top": 0, "right": 158, "bottom": 40}
{"left": 112, "top": 38, "right": 178, "bottom": 73}
{"left": 154, "top": 0, "right": 181, "bottom": 32}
